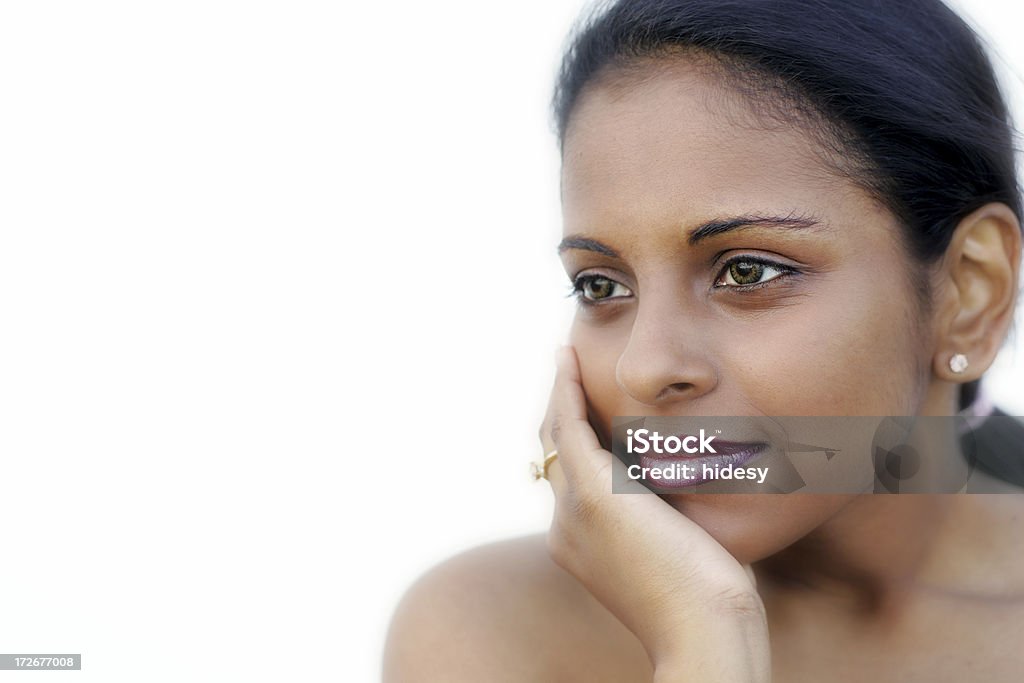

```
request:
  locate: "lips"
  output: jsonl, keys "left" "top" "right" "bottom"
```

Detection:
{"left": 637, "top": 441, "right": 769, "bottom": 488}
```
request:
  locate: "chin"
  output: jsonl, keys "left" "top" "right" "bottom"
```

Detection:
{"left": 664, "top": 493, "right": 853, "bottom": 564}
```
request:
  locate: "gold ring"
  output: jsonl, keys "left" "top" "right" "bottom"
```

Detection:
{"left": 530, "top": 450, "right": 559, "bottom": 481}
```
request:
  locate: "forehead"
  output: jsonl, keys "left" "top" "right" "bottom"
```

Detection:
{"left": 561, "top": 59, "right": 865, "bottom": 237}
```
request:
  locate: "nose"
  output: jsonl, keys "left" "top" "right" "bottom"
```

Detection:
{"left": 615, "top": 298, "right": 718, "bottom": 407}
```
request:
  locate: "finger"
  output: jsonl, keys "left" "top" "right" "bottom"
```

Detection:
{"left": 544, "top": 348, "right": 659, "bottom": 497}
{"left": 550, "top": 346, "right": 608, "bottom": 477}
{"left": 538, "top": 420, "right": 568, "bottom": 498}
{"left": 545, "top": 456, "right": 568, "bottom": 498}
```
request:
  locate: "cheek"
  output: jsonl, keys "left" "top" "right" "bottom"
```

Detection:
{"left": 719, "top": 273, "right": 926, "bottom": 416}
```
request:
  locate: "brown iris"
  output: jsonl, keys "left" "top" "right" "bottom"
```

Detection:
{"left": 584, "top": 277, "right": 616, "bottom": 299}
{"left": 729, "top": 261, "right": 764, "bottom": 285}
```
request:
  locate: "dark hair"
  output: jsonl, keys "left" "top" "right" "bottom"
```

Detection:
{"left": 553, "top": 0, "right": 1022, "bottom": 409}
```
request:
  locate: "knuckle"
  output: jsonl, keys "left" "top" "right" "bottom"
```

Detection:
{"left": 546, "top": 514, "right": 596, "bottom": 585}
{"left": 545, "top": 528, "right": 566, "bottom": 566}
{"left": 549, "top": 415, "right": 565, "bottom": 445}
{"left": 589, "top": 458, "right": 614, "bottom": 489}
{"left": 545, "top": 520, "right": 575, "bottom": 570}
{"left": 707, "top": 584, "right": 766, "bottom": 620}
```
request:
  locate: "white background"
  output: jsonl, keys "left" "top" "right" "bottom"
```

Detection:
{"left": 0, "top": 1, "right": 1021, "bottom": 681}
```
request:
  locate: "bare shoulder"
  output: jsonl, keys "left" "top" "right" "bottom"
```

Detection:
{"left": 382, "top": 533, "right": 653, "bottom": 683}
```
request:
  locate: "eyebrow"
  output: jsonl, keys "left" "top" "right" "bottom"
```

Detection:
{"left": 556, "top": 235, "right": 620, "bottom": 257}
{"left": 686, "top": 213, "right": 822, "bottom": 245}
{"left": 557, "top": 213, "right": 822, "bottom": 256}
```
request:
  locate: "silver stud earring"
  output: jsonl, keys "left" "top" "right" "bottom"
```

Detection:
{"left": 949, "top": 353, "right": 969, "bottom": 374}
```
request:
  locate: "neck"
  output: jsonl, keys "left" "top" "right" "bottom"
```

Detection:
{"left": 757, "top": 496, "right": 950, "bottom": 613}
{"left": 756, "top": 493, "right": 1024, "bottom": 616}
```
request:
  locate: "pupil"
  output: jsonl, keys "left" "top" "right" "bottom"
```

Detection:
{"left": 731, "top": 262, "right": 763, "bottom": 285}
{"left": 589, "top": 279, "right": 612, "bottom": 298}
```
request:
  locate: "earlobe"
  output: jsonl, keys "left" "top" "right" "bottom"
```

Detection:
{"left": 933, "top": 202, "right": 1022, "bottom": 382}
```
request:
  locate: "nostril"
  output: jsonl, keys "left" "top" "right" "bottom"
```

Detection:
{"left": 656, "top": 382, "right": 696, "bottom": 401}
{"left": 614, "top": 342, "right": 718, "bottom": 406}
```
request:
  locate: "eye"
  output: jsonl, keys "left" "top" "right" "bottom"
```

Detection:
{"left": 715, "top": 257, "right": 793, "bottom": 288}
{"left": 572, "top": 274, "right": 633, "bottom": 303}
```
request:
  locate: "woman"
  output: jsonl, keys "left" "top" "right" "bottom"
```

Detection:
{"left": 384, "top": 0, "right": 1024, "bottom": 680}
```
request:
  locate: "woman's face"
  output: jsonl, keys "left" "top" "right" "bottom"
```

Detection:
{"left": 559, "top": 59, "right": 942, "bottom": 561}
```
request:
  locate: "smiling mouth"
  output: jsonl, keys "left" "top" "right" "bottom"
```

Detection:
{"left": 636, "top": 441, "right": 770, "bottom": 488}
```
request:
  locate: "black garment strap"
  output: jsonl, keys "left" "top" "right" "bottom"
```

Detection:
{"left": 963, "top": 408, "right": 1024, "bottom": 487}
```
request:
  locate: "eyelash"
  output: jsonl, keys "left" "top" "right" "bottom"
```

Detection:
{"left": 569, "top": 256, "right": 799, "bottom": 305}
{"left": 712, "top": 255, "right": 799, "bottom": 291}
{"left": 568, "top": 274, "right": 632, "bottom": 306}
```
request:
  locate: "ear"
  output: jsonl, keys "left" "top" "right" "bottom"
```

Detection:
{"left": 932, "top": 202, "right": 1022, "bottom": 382}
